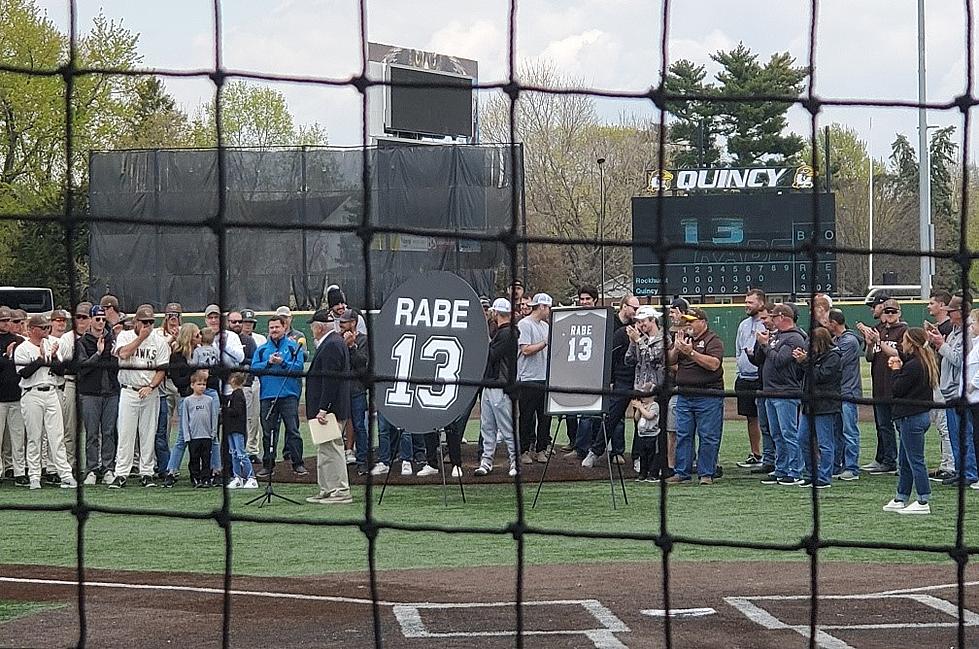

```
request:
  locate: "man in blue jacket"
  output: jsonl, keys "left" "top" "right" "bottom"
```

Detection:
{"left": 253, "top": 315, "right": 306, "bottom": 477}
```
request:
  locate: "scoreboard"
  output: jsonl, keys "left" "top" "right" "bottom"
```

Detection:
{"left": 632, "top": 193, "right": 836, "bottom": 297}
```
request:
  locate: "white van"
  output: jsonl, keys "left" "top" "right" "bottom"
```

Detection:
{"left": 0, "top": 286, "right": 55, "bottom": 314}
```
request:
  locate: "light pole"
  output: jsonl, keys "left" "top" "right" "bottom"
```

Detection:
{"left": 597, "top": 157, "right": 607, "bottom": 303}
{"left": 917, "top": 0, "right": 932, "bottom": 299}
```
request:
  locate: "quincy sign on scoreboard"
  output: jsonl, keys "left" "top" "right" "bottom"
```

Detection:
{"left": 373, "top": 272, "right": 488, "bottom": 432}
{"left": 546, "top": 307, "right": 613, "bottom": 416}
{"left": 632, "top": 193, "right": 836, "bottom": 297}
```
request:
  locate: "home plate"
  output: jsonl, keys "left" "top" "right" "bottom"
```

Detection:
{"left": 641, "top": 607, "right": 716, "bottom": 619}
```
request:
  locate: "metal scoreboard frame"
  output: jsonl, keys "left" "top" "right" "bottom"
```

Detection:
{"left": 545, "top": 307, "right": 613, "bottom": 416}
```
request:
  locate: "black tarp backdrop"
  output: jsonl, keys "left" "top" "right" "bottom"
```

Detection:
{"left": 88, "top": 144, "right": 521, "bottom": 312}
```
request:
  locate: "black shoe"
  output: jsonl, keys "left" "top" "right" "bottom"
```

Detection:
{"left": 797, "top": 478, "right": 814, "bottom": 487}
{"left": 14, "top": 475, "right": 29, "bottom": 487}
{"left": 140, "top": 476, "right": 156, "bottom": 488}
{"left": 929, "top": 469, "right": 955, "bottom": 482}
{"left": 109, "top": 476, "right": 127, "bottom": 489}
{"left": 3, "top": 469, "right": 13, "bottom": 480}
{"left": 942, "top": 475, "right": 968, "bottom": 486}
{"left": 356, "top": 464, "right": 370, "bottom": 476}
{"left": 248, "top": 455, "right": 259, "bottom": 464}
{"left": 293, "top": 465, "right": 309, "bottom": 476}
{"left": 256, "top": 467, "right": 272, "bottom": 479}
{"left": 715, "top": 465, "right": 723, "bottom": 479}
{"left": 777, "top": 476, "right": 801, "bottom": 486}
{"left": 43, "top": 473, "right": 61, "bottom": 486}
{"left": 750, "top": 464, "right": 776, "bottom": 474}
{"left": 761, "top": 475, "right": 781, "bottom": 485}
{"left": 129, "top": 467, "right": 140, "bottom": 476}
{"left": 163, "top": 474, "right": 175, "bottom": 488}
{"left": 736, "top": 454, "right": 763, "bottom": 468}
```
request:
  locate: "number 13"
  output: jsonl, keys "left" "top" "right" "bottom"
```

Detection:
{"left": 567, "top": 336, "right": 592, "bottom": 362}
{"left": 386, "top": 334, "right": 464, "bottom": 410}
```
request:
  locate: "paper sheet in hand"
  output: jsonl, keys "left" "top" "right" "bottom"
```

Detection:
{"left": 308, "top": 414, "right": 342, "bottom": 444}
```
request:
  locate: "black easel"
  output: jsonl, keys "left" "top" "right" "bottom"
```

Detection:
{"left": 532, "top": 413, "right": 627, "bottom": 509}
{"left": 378, "top": 427, "right": 465, "bottom": 506}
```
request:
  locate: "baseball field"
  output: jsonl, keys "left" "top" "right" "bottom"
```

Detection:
{"left": 1, "top": 419, "right": 977, "bottom": 649}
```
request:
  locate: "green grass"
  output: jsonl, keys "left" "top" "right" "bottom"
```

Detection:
{"left": 1, "top": 421, "right": 975, "bottom": 577}
{"left": 0, "top": 600, "right": 62, "bottom": 623}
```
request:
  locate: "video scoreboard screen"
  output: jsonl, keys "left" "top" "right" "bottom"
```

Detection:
{"left": 632, "top": 193, "right": 836, "bottom": 297}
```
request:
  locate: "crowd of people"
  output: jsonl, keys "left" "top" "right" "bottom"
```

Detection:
{"left": 2, "top": 279, "right": 979, "bottom": 513}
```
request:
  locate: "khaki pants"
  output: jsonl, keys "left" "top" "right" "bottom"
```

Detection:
{"left": 316, "top": 427, "right": 349, "bottom": 497}
{"left": 245, "top": 381, "right": 262, "bottom": 456}
{"left": 60, "top": 379, "right": 83, "bottom": 470}
{"left": 0, "top": 401, "right": 26, "bottom": 476}
{"left": 21, "top": 388, "right": 71, "bottom": 480}
{"left": 114, "top": 388, "right": 160, "bottom": 477}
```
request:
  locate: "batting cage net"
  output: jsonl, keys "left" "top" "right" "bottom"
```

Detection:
{"left": 0, "top": 1, "right": 977, "bottom": 649}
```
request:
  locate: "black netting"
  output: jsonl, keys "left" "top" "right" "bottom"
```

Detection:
{"left": 0, "top": 1, "right": 977, "bottom": 649}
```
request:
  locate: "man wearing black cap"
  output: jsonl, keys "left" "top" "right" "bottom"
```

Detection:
{"left": 77, "top": 304, "right": 120, "bottom": 485}
{"left": 857, "top": 297, "right": 905, "bottom": 474}
{"left": 305, "top": 309, "right": 352, "bottom": 504}
{"left": 327, "top": 284, "right": 368, "bottom": 336}
{"left": 339, "top": 308, "right": 370, "bottom": 473}
{"left": 0, "top": 305, "right": 26, "bottom": 484}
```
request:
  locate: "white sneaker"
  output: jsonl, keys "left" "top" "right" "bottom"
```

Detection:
{"left": 582, "top": 451, "right": 599, "bottom": 468}
{"left": 401, "top": 461, "right": 413, "bottom": 476}
{"left": 227, "top": 477, "right": 243, "bottom": 489}
{"left": 882, "top": 499, "right": 907, "bottom": 512}
{"left": 508, "top": 465, "right": 518, "bottom": 477}
{"left": 102, "top": 470, "right": 115, "bottom": 485}
{"left": 418, "top": 465, "right": 439, "bottom": 477}
{"left": 633, "top": 459, "right": 640, "bottom": 473}
{"left": 29, "top": 477, "right": 41, "bottom": 490}
{"left": 242, "top": 478, "right": 259, "bottom": 489}
{"left": 474, "top": 464, "right": 492, "bottom": 477}
{"left": 897, "top": 501, "right": 931, "bottom": 515}
{"left": 84, "top": 472, "right": 97, "bottom": 486}
{"left": 971, "top": 482, "right": 979, "bottom": 490}
{"left": 345, "top": 449, "right": 356, "bottom": 465}
{"left": 451, "top": 466, "right": 463, "bottom": 478}
{"left": 60, "top": 476, "right": 78, "bottom": 489}
{"left": 370, "top": 463, "right": 389, "bottom": 476}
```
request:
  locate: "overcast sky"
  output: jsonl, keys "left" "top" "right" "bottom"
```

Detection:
{"left": 35, "top": 0, "right": 978, "bottom": 163}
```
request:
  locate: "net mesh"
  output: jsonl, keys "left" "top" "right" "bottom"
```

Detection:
{"left": 0, "top": 1, "right": 977, "bottom": 648}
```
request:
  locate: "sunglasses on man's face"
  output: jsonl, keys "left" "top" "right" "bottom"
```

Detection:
{"left": 139, "top": 319, "right": 155, "bottom": 325}
{"left": 228, "top": 319, "right": 242, "bottom": 325}
{"left": 93, "top": 317, "right": 105, "bottom": 322}
{"left": 11, "top": 319, "right": 23, "bottom": 324}
{"left": 882, "top": 308, "right": 899, "bottom": 315}
{"left": 0, "top": 318, "right": 9, "bottom": 323}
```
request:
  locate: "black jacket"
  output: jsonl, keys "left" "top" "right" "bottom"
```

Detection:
{"left": 76, "top": 331, "right": 120, "bottom": 397}
{"left": 305, "top": 332, "right": 351, "bottom": 421}
{"left": 610, "top": 324, "right": 634, "bottom": 386}
{"left": 347, "top": 332, "right": 369, "bottom": 396}
{"left": 484, "top": 321, "right": 518, "bottom": 387}
{"left": 891, "top": 355, "right": 933, "bottom": 419}
{"left": 0, "top": 332, "right": 23, "bottom": 402}
{"left": 223, "top": 388, "right": 248, "bottom": 435}
{"left": 239, "top": 334, "right": 257, "bottom": 387}
{"left": 801, "top": 347, "right": 842, "bottom": 415}
{"left": 168, "top": 351, "right": 194, "bottom": 398}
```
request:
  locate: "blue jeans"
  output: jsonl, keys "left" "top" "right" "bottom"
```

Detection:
{"left": 227, "top": 432, "right": 254, "bottom": 480}
{"left": 260, "top": 396, "right": 303, "bottom": 469}
{"left": 756, "top": 397, "right": 774, "bottom": 466}
{"left": 946, "top": 406, "right": 978, "bottom": 482}
{"left": 166, "top": 389, "right": 222, "bottom": 475}
{"left": 799, "top": 412, "right": 835, "bottom": 485}
{"left": 154, "top": 395, "right": 170, "bottom": 475}
{"left": 765, "top": 398, "right": 801, "bottom": 479}
{"left": 378, "top": 414, "right": 413, "bottom": 464}
{"left": 834, "top": 401, "right": 860, "bottom": 475}
{"left": 575, "top": 417, "right": 596, "bottom": 458}
{"left": 674, "top": 395, "right": 723, "bottom": 480}
{"left": 895, "top": 411, "right": 932, "bottom": 503}
{"left": 351, "top": 392, "right": 369, "bottom": 466}
{"left": 873, "top": 403, "right": 898, "bottom": 467}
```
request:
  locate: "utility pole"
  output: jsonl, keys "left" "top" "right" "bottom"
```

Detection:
{"left": 597, "top": 157, "right": 607, "bottom": 302}
{"left": 918, "top": 0, "right": 932, "bottom": 299}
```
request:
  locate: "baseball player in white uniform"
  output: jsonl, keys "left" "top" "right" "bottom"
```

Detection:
{"left": 15, "top": 314, "right": 76, "bottom": 489}
{"left": 57, "top": 305, "right": 90, "bottom": 471}
{"left": 110, "top": 304, "right": 170, "bottom": 488}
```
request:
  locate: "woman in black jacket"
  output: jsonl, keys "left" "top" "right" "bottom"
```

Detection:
{"left": 794, "top": 327, "right": 841, "bottom": 488}
{"left": 883, "top": 327, "right": 939, "bottom": 515}
{"left": 162, "top": 324, "right": 200, "bottom": 487}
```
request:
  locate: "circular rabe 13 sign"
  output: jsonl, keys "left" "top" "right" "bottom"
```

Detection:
{"left": 373, "top": 271, "right": 489, "bottom": 431}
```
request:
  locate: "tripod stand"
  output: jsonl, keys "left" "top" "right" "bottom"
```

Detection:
{"left": 378, "top": 427, "right": 466, "bottom": 506}
{"left": 532, "top": 413, "right": 627, "bottom": 509}
{"left": 246, "top": 365, "right": 302, "bottom": 507}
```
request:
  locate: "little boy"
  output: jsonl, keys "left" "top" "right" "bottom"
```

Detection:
{"left": 224, "top": 372, "right": 257, "bottom": 489}
{"left": 631, "top": 383, "right": 661, "bottom": 482}
{"left": 180, "top": 370, "right": 219, "bottom": 487}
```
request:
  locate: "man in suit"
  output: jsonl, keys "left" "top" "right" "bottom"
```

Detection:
{"left": 304, "top": 309, "right": 352, "bottom": 505}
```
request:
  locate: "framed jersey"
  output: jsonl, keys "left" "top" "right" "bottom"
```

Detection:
{"left": 545, "top": 307, "right": 613, "bottom": 415}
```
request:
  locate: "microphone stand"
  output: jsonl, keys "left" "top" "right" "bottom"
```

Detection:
{"left": 246, "top": 340, "right": 302, "bottom": 506}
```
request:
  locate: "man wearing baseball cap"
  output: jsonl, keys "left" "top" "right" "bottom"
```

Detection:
{"left": 110, "top": 305, "right": 171, "bottom": 488}
{"left": 517, "top": 293, "right": 553, "bottom": 464}
{"left": 856, "top": 298, "right": 906, "bottom": 474}
{"left": 667, "top": 306, "right": 725, "bottom": 486}
{"left": 0, "top": 305, "right": 26, "bottom": 484}
{"left": 57, "top": 303, "right": 93, "bottom": 473}
{"left": 238, "top": 309, "right": 265, "bottom": 461}
{"left": 76, "top": 304, "right": 120, "bottom": 485}
{"left": 99, "top": 294, "right": 122, "bottom": 329}
{"left": 15, "top": 314, "right": 76, "bottom": 489}
{"left": 475, "top": 298, "right": 520, "bottom": 478}
{"left": 275, "top": 306, "right": 308, "bottom": 357}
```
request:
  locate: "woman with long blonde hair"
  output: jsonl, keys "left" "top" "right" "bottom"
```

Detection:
{"left": 883, "top": 327, "right": 939, "bottom": 514}
{"left": 161, "top": 323, "right": 202, "bottom": 486}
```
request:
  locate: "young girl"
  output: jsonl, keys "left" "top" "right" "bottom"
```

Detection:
{"left": 631, "top": 383, "right": 660, "bottom": 482}
{"left": 180, "top": 370, "right": 219, "bottom": 487}
{"left": 224, "top": 372, "right": 257, "bottom": 489}
{"left": 883, "top": 327, "right": 939, "bottom": 514}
